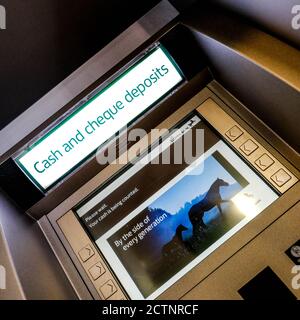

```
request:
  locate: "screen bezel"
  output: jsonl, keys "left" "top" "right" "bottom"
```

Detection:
{"left": 73, "top": 112, "right": 279, "bottom": 300}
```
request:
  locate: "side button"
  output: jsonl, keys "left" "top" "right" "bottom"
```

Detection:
{"left": 100, "top": 280, "right": 118, "bottom": 299}
{"left": 225, "top": 126, "right": 243, "bottom": 141}
{"left": 240, "top": 139, "right": 258, "bottom": 156}
{"left": 255, "top": 154, "right": 274, "bottom": 171}
{"left": 271, "top": 169, "right": 291, "bottom": 187}
{"left": 89, "top": 262, "right": 106, "bottom": 281}
{"left": 78, "top": 244, "right": 95, "bottom": 262}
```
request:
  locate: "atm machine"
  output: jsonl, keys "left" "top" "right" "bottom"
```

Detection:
{"left": 0, "top": 0, "right": 299, "bottom": 300}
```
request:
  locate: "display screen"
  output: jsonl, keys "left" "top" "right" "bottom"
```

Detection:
{"left": 76, "top": 115, "right": 278, "bottom": 299}
{"left": 15, "top": 46, "right": 184, "bottom": 191}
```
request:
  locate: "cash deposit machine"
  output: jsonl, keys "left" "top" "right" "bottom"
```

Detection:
{"left": 0, "top": 0, "right": 300, "bottom": 300}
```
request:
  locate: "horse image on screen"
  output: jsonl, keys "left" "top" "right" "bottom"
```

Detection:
{"left": 108, "top": 151, "right": 249, "bottom": 297}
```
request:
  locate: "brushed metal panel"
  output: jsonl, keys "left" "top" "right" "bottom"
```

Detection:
{"left": 57, "top": 211, "right": 127, "bottom": 300}
{"left": 212, "top": 0, "right": 300, "bottom": 48}
{"left": 184, "top": 6, "right": 300, "bottom": 152}
{"left": 197, "top": 98, "right": 298, "bottom": 193}
{"left": 0, "top": 192, "right": 77, "bottom": 299}
{"left": 38, "top": 216, "right": 93, "bottom": 300}
{"left": 0, "top": 225, "right": 25, "bottom": 300}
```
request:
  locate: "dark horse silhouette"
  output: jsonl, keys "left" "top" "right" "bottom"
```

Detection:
{"left": 162, "top": 224, "right": 189, "bottom": 260}
{"left": 188, "top": 178, "right": 230, "bottom": 238}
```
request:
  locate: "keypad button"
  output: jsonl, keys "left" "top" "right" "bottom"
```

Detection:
{"left": 225, "top": 126, "right": 243, "bottom": 141}
{"left": 255, "top": 154, "right": 274, "bottom": 171}
{"left": 240, "top": 139, "right": 258, "bottom": 156}
{"left": 78, "top": 244, "right": 95, "bottom": 262}
{"left": 88, "top": 262, "right": 106, "bottom": 281}
{"left": 100, "top": 280, "right": 118, "bottom": 299}
{"left": 271, "top": 169, "right": 291, "bottom": 187}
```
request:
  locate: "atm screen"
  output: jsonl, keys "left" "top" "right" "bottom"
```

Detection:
{"left": 75, "top": 114, "right": 278, "bottom": 299}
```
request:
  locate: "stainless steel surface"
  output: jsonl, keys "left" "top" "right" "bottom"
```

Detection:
{"left": 212, "top": 0, "right": 300, "bottom": 48}
{"left": 0, "top": 192, "right": 77, "bottom": 299}
{"left": 56, "top": 212, "right": 127, "bottom": 300}
{"left": 183, "top": 5, "right": 300, "bottom": 153}
{"left": 0, "top": 225, "right": 25, "bottom": 300}
{"left": 38, "top": 216, "right": 93, "bottom": 300}
{"left": 0, "top": 0, "right": 179, "bottom": 163}
{"left": 42, "top": 210, "right": 111, "bottom": 300}
{"left": 208, "top": 81, "right": 300, "bottom": 169}
{"left": 196, "top": 98, "right": 298, "bottom": 193}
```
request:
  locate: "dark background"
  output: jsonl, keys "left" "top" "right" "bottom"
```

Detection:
{"left": 0, "top": 0, "right": 170, "bottom": 130}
